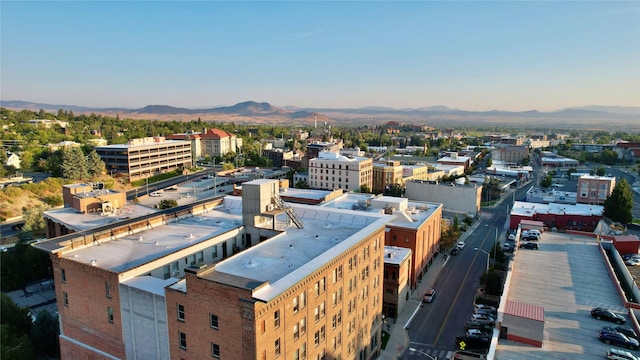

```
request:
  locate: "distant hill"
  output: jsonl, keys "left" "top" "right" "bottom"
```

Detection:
{"left": 2, "top": 100, "right": 638, "bottom": 131}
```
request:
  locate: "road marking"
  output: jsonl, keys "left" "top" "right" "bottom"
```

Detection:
{"left": 433, "top": 229, "right": 491, "bottom": 346}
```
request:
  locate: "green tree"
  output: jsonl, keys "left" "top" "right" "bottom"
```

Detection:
{"left": 360, "top": 184, "right": 371, "bottom": 194}
{"left": 22, "top": 204, "right": 49, "bottom": 236}
{"left": 158, "top": 199, "right": 179, "bottom": 209}
{"left": 603, "top": 178, "right": 633, "bottom": 224}
{"left": 61, "top": 147, "right": 89, "bottom": 180}
{"left": 0, "top": 294, "right": 34, "bottom": 360}
{"left": 596, "top": 167, "right": 606, "bottom": 176}
{"left": 87, "top": 149, "right": 106, "bottom": 177}
{"left": 295, "top": 180, "right": 310, "bottom": 189}
{"left": 540, "top": 173, "right": 553, "bottom": 188}
{"left": 30, "top": 309, "right": 59, "bottom": 357}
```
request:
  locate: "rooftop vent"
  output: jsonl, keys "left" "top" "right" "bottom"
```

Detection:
{"left": 138, "top": 236, "right": 143, "bottom": 242}
{"left": 90, "top": 259, "right": 98, "bottom": 266}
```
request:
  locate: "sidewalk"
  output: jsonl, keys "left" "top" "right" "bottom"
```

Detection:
{"left": 380, "top": 221, "right": 482, "bottom": 360}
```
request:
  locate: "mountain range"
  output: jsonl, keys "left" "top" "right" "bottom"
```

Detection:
{"left": 2, "top": 100, "right": 639, "bottom": 131}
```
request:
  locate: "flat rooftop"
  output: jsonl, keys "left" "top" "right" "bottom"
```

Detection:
{"left": 44, "top": 204, "right": 158, "bottom": 232}
{"left": 511, "top": 201, "right": 603, "bottom": 217}
{"left": 57, "top": 200, "right": 243, "bottom": 273}
{"left": 321, "top": 193, "right": 441, "bottom": 229}
{"left": 208, "top": 204, "right": 392, "bottom": 302}
{"left": 496, "top": 232, "right": 627, "bottom": 360}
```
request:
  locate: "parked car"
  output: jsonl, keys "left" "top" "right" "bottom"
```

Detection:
{"left": 474, "top": 304, "right": 497, "bottom": 313}
{"left": 466, "top": 329, "right": 490, "bottom": 337}
{"left": 455, "top": 334, "right": 489, "bottom": 350}
{"left": 474, "top": 309, "right": 495, "bottom": 317}
{"left": 149, "top": 191, "right": 163, "bottom": 197}
{"left": 592, "top": 307, "right": 626, "bottom": 324}
{"left": 599, "top": 330, "right": 639, "bottom": 350}
{"left": 607, "top": 348, "right": 640, "bottom": 360}
{"left": 622, "top": 254, "right": 640, "bottom": 261}
{"left": 519, "top": 242, "right": 539, "bottom": 250}
{"left": 470, "top": 314, "right": 495, "bottom": 324}
{"left": 465, "top": 321, "right": 493, "bottom": 331}
{"left": 457, "top": 241, "right": 465, "bottom": 250}
{"left": 423, "top": 289, "right": 435, "bottom": 303}
{"left": 603, "top": 326, "right": 639, "bottom": 340}
{"left": 625, "top": 258, "right": 640, "bottom": 266}
{"left": 502, "top": 242, "right": 515, "bottom": 252}
{"left": 507, "top": 233, "right": 516, "bottom": 241}
{"left": 450, "top": 248, "right": 460, "bottom": 256}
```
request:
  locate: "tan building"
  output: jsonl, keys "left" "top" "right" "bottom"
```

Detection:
{"left": 577, "top": 175, "right": 616, "bottom": 205}
{"left": 402, "top": 164, "right": 444, "bottom": 183}
{"left": 437, "top": 152, "right": 471, "bottom": 172}
{"left": 491, "top": 146, "right": 529, "bottom": 164}
{"left": 200, "top": 128, "right": 241, "bottom": 158}
{"left": 96, "top": 137, "right": 192, "bottom": 181}
{"left": 309, "top": 151, "right": 373, "bottom": 192}
{"left": 167, "top": 131, "right": 203, "bottom": 165}
{"left": 405, "top": 181, "right": 482, "bottom": 217}
{"left": 372, "top": 160, "right": 403, "bottom": 193}
{"left": 34, "top": 180, "right": 393, "bottom": 360}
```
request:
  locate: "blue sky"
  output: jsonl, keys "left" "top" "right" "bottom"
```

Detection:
{"left": 1, "top": 1, "right": 639, "bottom": 111}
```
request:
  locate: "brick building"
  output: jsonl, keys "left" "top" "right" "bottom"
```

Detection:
{"left": 308, "top": 151, "right": 373, "bottom": 192}
{"left": 35, "top": 180, "right": 393, "bottom": 360}
{"left": 372, "top": 160, "right": 403, "bottom": 193}
{"left": 577, "top": 175, "right": 616, "bottom": 205}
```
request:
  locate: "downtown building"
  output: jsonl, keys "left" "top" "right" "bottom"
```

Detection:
{"left": 95, "top": 137, "right": 192, "bottom": 182}
{"left": 35, "top": 179, "right": 392, "bottom": 360}
{"left": 308, "top": 151, "right": 373, "bottom": 192}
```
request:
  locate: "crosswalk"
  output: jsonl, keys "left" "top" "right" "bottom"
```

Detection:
{"left": 407, "top": 347, "right": 454, "bottom": 359}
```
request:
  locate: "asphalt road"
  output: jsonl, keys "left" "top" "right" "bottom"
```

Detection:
{"left": 402, "top": 182, "right": 533, "bottom": 359}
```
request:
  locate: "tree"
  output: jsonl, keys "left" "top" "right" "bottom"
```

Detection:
{"left": 87, "top": 149, "right": 106, "bottom": 177}
{"left": 596, "top": 167, "right": 606, "bottom": 176}
{"left": 1, "top": 294, "right": 34, "bottom": 360}
{"left": 30, "top": 310, "right": 59, "bottom": 357}
{"left": 360, "top": 184, "right": 371, "bottom": 194}
{"left": 604, "top": 178, "right": 633, "bottom": 224}
{"left": 158, "top": 199, "right": 179, "bottom": 209}
{"left": 22, "top": 204, "right": 49, "bottom": 237}
{"left": 540, "top": 173, "right": 553, "bottom": 188}
{"left": 61, "top": 147, "right": 89, "bottom": 180}
{"left": 295, "top": 180, "right": 310, "bottom": 189}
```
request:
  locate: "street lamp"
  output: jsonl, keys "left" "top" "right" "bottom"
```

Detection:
{"left": 485, "top": 224, "right": 498, "bottom": 259}
{"left": 474, "top": 247, "right": 490, "bottom": 274}
{"left": 408, "top": 347, "right": 437, "bottom": 360}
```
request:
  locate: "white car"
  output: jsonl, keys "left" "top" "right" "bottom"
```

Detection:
{"left": 457, "top": 241, "right": 465, "bottom": 250}
{"left": 149, "top": 191, "right": 163, "bottom": 197}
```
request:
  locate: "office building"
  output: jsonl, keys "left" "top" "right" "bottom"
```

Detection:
{"left": 96, "top": 137, "right": 192, "bottom": 181}
{"left": 308, "top": 151, "right": 373, "bottom": 192}
{"left": 577, "top": 175, "right": 616, "bottom": 205}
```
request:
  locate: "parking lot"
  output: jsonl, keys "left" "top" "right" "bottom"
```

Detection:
{"left": 496, "top": 231, "right": 633, "bottom": 360}
{"left": 136, "top": 177, "right": 231, "bottom": 208}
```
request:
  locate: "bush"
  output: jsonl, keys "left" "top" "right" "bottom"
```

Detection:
{"left": 43, "top": 195, "right": 63, "bottom": 207}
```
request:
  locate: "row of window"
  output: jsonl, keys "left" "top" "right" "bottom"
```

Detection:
{"left": 177, "top": 332, "right": 220, "bottom": 358}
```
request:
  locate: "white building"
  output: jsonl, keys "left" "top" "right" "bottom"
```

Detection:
{"left": 308, "top": 151, "right": 373, "bottom": 192}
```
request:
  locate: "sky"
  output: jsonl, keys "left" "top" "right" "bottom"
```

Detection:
{"left": 1, "top": 1, "right": 639, "bottom": 112}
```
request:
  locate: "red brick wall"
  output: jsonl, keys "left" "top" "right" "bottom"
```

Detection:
{"left": 54, "top": 255, "right": 125, "bottom": 359}
{"left": 167, "top": 228, "right": 386, "bottom": 360}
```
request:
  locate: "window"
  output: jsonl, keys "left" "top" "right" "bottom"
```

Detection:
{"left": 300, "top": 317, "right": 307, "bottom": 334}
{"left": 212, "top": 245, "right": 218, "bottom": 259}
{"left": 197, "top": 251, "right": 204, "bottom": 263}
{"left": 211, "top": 343, "right": 220, "bottom": 358}
{"left": 177, "top": 304, "right": 185, "bottom": 322}
{"left": 274, "top": 310, "right": 280, "bottom": 328}
{"left": 314, "top": 306, "right": 320, "bottom": 322}
{"left": 163, "top": 265, "right": 170, "bottom": 279}
{"left": 300, "top": 291, "right": 306, "bottom": 309}
{"left": 275, "top": 338, "right": 281, "bottom": 357}
{"left": 108, "top": 307, "right": 114, "bottom": 323}
{"left": 301, "top": 342, "right": 307, "bottom": 359}
{"left": 61, "top": 268, "right": 66, "bottom": 283}
{"left": 320, "top": 325, "right": 326, "bottom": 342}
{"left": 314, "top": 330, "right": 320, "bottom": 345}
{"left": 210, "top": 314, "right": 219, "bottom": 329}
{"left": 293, "top": 296, "right": 299, "bottom": 313}
{"left": 179, "top": 331, "right": 187, "bottom": 350}
{"left": 105, "top": 281, "right": 111, "bottom": 298}
{"left": 63, "top": 292, "right": 69, "bottom": 307}
{"left": 320, "top": 302, "right": 325, "bottom": 318}
{"left": 294, "top": 323, "right": 300, "bottom": 340}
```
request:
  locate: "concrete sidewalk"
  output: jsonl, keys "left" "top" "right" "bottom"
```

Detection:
{"left": 380, "top": 221, "right": 481, "bottom": 360}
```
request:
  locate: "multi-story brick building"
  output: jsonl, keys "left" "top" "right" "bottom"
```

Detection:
{"left": 308, "top": 151, "right": 373, "bottom": 192}
{"left": 200, "top": 128, "right": 242, "bottom": 158}
{"left": 96, "top": 137, "right": 192, "bottom": 181}
{"left": 35, "top": 179, "right": 392, "bottom": 360}
{"left": 382, "top": 246, "right": 412, "bottom": 319}
{"left": 577, "top": 175, "right": 616, "bottom": 205}
{"left": 491, "top": 146, "right": 529, "bottom": 165}
{"left": 372, "top": 160, "right": 403, "bottom": 193}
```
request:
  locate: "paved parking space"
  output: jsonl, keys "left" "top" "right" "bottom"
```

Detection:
{"left": 496, "top": 231, "right": 632, "bottom": 360}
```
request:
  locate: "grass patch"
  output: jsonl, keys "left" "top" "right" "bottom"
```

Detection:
{"left": 131, "top": 170, "right": 182, "bottom": 187}
{"left": 381, "top": 330, "right": 391, "bottom": 350}
{"left": 633, "top": 218, "right": 640, "bottom": 225}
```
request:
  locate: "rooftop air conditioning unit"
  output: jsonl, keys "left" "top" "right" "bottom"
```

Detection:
{"left": 266, "top": 204, "right": 275, "bottom": 211}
